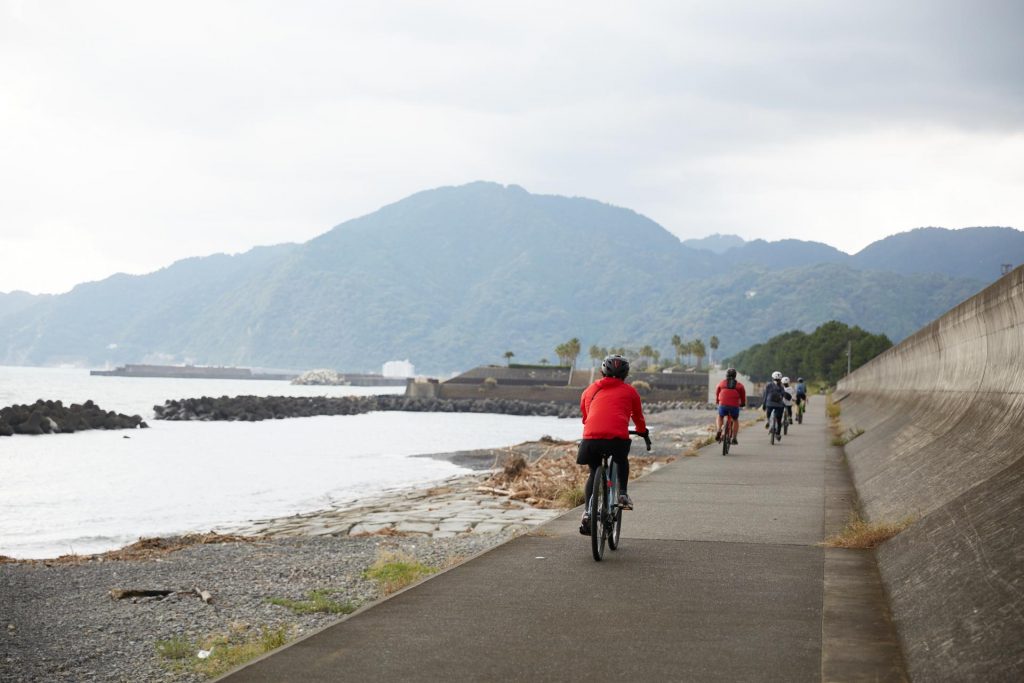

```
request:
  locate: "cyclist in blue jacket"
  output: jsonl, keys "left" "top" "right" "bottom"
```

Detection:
{"left": 761, "top": 371, "right": 791, "bottom": 437}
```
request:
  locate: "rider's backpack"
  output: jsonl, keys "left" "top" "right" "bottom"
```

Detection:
{"left": 766, "top": 383, "right": 784, "bottom": 405}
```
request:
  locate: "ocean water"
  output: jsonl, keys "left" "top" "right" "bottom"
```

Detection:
{"left": 0, "top": 367, "right": 582, "bottom": 559}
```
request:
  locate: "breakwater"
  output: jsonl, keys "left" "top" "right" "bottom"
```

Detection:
{"left": 153, "top": 394, "right": 711, "bottom": 422}
{"left": 0, "top": 399, "right": 147, "bottom": 436}
{"left": 836, "top": 265, "right": 1024, "bottom": 681}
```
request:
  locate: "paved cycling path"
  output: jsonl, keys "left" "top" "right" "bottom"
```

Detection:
{"left": 220, "top": 403, "right": 905, "bottom": 682}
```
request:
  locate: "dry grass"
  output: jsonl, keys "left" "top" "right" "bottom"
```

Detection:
{"left": 684, "top": 431, "right": 717, "bottom": 457}
{"left": 363, "top": 549, "right": 436, "bottom": 596}
{"left": 831, "top": 427, "right": 865, "bottom": 447}
{"left": 480, "top": 444, "right": 670, "bottom": 508}
{"left": 825, "top": 393, "right": 841, "bottom": 420}
{"left": 823, "top": 513, "right": 914, "bottom": 549}
{"left": 157, "top": 624, "right": 292, "bottom": 678}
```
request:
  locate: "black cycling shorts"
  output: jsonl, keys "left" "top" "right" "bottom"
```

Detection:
{"left": 576, "top": 438, "right": 632, "bottom": 466}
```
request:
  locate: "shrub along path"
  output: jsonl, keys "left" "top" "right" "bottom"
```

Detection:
{"left": 219, "top": 403, "right": 907, "bottom": 682}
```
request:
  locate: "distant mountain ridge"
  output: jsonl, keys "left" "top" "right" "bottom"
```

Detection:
{"left": 0, "top": 183, "right": 1018, "bottom": 373}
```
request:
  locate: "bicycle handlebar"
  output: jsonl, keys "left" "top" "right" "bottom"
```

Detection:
{"left": 629, "top": 430, "right": 652, "bottom": 451}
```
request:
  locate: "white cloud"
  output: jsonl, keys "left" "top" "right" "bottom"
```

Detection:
{"left": 1, "top": 0, "right": 1022, "bottom": 292}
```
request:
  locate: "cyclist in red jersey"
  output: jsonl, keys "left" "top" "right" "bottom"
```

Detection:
{"left": 577, "top": 354, "right": 648, "bottom": 535}
{"left": 715, "top": 367, "right": 747, "bottom": 445}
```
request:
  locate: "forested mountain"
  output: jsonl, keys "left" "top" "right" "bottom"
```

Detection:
{"left": 847, "top": 227, "right": 1023, "bottom": 281}
{"left": 0, "top": 183, "right": 1016, "bottom": 373}
{"left": 681, "top": 234, "right": 745, "bottom": 253}
{"left": 712, "top": 227, "right": 1019, "bottom": 282}
{"left": 721, "top": 239, "right": 848, "bottom": 266}
{"left": 0, "top": 291, "right": 47, "bottom": 320}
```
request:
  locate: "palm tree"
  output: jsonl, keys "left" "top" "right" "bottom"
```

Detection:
{"left": 709, "top": 336, "right": 720, "bottom": 366}
{"left": 566, "top": 337, "right": 581, "bottom": 369}
{"left": 589, "top": 344, "right": 603, "bottom": 367}
{"left": 671, "top": 334, "right": 682, "bottom": 365}
{"left": 693, "top": 339, "right": 707, "bottom": 370}
{"left": 554, "top": 343, "right": 568, "bottom": 366}
{"left": 639, "top": 345, "right": 655, "bottom": 370}
{"left": 503, "top": 350, "right": 514, "bottom": 366}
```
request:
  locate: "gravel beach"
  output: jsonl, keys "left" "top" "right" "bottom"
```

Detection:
{"left": 1, "top": 533, "right": 518, "bottom": 683}
{"left": 1, "top": 408, "right": 714, "bottom": 682}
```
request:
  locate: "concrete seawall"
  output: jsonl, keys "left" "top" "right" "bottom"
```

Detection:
{"left": 837, "top": 266, "right": 1024, "bottom": 681}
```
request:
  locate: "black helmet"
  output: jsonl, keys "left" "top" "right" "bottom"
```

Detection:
{"left": 726, "top": 367, "right": 737, "bottom": 378}
{"left": 797, "top": 377, "right": 804, "bottom": 382}
{"left": 601, "top": 354, "right": 630, "bottom": 379}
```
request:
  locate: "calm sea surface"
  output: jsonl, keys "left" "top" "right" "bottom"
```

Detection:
{"left": 0, "top": 366, "right": 582, "bottom": 559}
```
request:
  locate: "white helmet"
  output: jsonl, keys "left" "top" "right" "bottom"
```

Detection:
{"left": 771, "top": 371, "right": 782, "bottom": 380}
{"left": 782, "top": 376, "right": 790, "bottom": 385}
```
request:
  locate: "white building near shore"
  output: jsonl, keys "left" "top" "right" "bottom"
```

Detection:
{"left": 382, "top": 359, "right": 415, "bottom": 378}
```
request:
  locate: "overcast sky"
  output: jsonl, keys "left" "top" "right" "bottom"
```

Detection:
{"left": 2, "top": 1, "right": 1022, "bottom": 294}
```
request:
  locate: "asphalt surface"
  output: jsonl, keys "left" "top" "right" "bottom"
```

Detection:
{"left": 219, "top": 402, "right": 905, "bottom": 682}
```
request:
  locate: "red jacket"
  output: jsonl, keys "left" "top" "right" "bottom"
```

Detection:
{"left": 715, "top": 379, "right": 747, "bottom": 408}
{"left": 580, "top": 377, "right": 647, "bottom": 439}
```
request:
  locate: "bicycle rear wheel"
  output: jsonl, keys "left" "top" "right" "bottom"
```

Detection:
{"left": 608, "top": 464, "right": 622, "bottom": 550}
{"left": 590, "top": 463, "right": 607, "bottom": 561}
{"left": 722, "top": 418, "right": 731, "bottom": 455}
{"left": 783, "top": 415, "right": 789, "bottom": 435}
{"left": 770, "top": 416, "right": 777, "bottom": 445}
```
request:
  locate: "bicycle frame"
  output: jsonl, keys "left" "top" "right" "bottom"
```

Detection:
{"left": 589, "top": 455, "right": 620, "bottom": 561}
{"left": 722, "top": 413, "right": 735, "bottom": 455}
{"left": 588, "top": 431, "right": 649, "bottom": 561}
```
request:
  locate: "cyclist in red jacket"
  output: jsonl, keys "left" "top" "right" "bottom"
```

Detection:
{"left": 715, "top": 367, "right": 747, "bottom": 445}
{"left": 577, "top": 354, "right": 648, "bottom": 535}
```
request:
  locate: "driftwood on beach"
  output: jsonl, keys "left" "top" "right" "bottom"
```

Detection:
{"left": 153, "top": 394, "right": 715, "bottom": 422}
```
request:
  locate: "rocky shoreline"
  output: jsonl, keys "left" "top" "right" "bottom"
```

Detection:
{"left": 1, "top": 409, "right": 712, "bottom": 682}
{"left": 153, "top": 393, "right": 714, "bottom": 422}
{"left": 0, "top": 399, "right": 147, "bottom": 437}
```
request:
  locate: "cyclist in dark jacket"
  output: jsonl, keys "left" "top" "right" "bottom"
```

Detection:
{"left": 577, "top": 354, "right": 647, "bottom": 535}
{"left": 761, "top": 371, "right": 791, "bottom": 437}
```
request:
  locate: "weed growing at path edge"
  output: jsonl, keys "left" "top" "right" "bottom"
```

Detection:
{"left": 157, "top": 624, "right": 291, "bottom": 678}
{"left": 268, "top": 589, "right": 357, "bottom": 615}
{"left": 364, "top": 549, "right": 436, "bottom": 596}
{"left": 823, "top": 513, "right": 914, "bottom": 549}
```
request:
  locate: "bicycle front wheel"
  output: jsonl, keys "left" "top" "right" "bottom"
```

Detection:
{"left": 608, "top": 464, "right": 622, "bottom": 550}
{"left": 590, "top": 463, "right": 607, "bottom": 561}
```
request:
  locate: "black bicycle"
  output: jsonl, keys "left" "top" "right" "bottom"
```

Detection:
{"left": 589, "top": 430, "right": 652, "bottom": 561}
{"left": 768, "top": 409, "right": 782, "bottom": 445}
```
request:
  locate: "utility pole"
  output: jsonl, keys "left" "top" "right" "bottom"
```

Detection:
{"left": 847, "top": 341, "right": 852, "bottom": 377}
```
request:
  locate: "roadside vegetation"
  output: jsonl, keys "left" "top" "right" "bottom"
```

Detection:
{"left": 268, "top": 589, "right": 357, "bottom": 615}
{"left": 825, "top": 392, "right": 865, "bottom": 445}
{"left": 157, "top": 624, "right": 291, "bottom": 679}
{"left": 824, "top": 513, "right": 914, "bottom": 549}
{"left": 363, "top": 549, "right": 436, "bottom": 596}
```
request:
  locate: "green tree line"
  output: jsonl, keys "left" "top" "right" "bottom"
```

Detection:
{"left": 725, "top": 320, "right": 892, "bottom": 383}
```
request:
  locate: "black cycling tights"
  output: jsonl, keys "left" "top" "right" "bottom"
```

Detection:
{"left": 585, "top": 455, "right": 630, "bottom": 510}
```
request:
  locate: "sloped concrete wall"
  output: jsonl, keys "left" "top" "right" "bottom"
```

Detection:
{"left": 837, "top": 266, "right": 1024, "bottom": 681}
